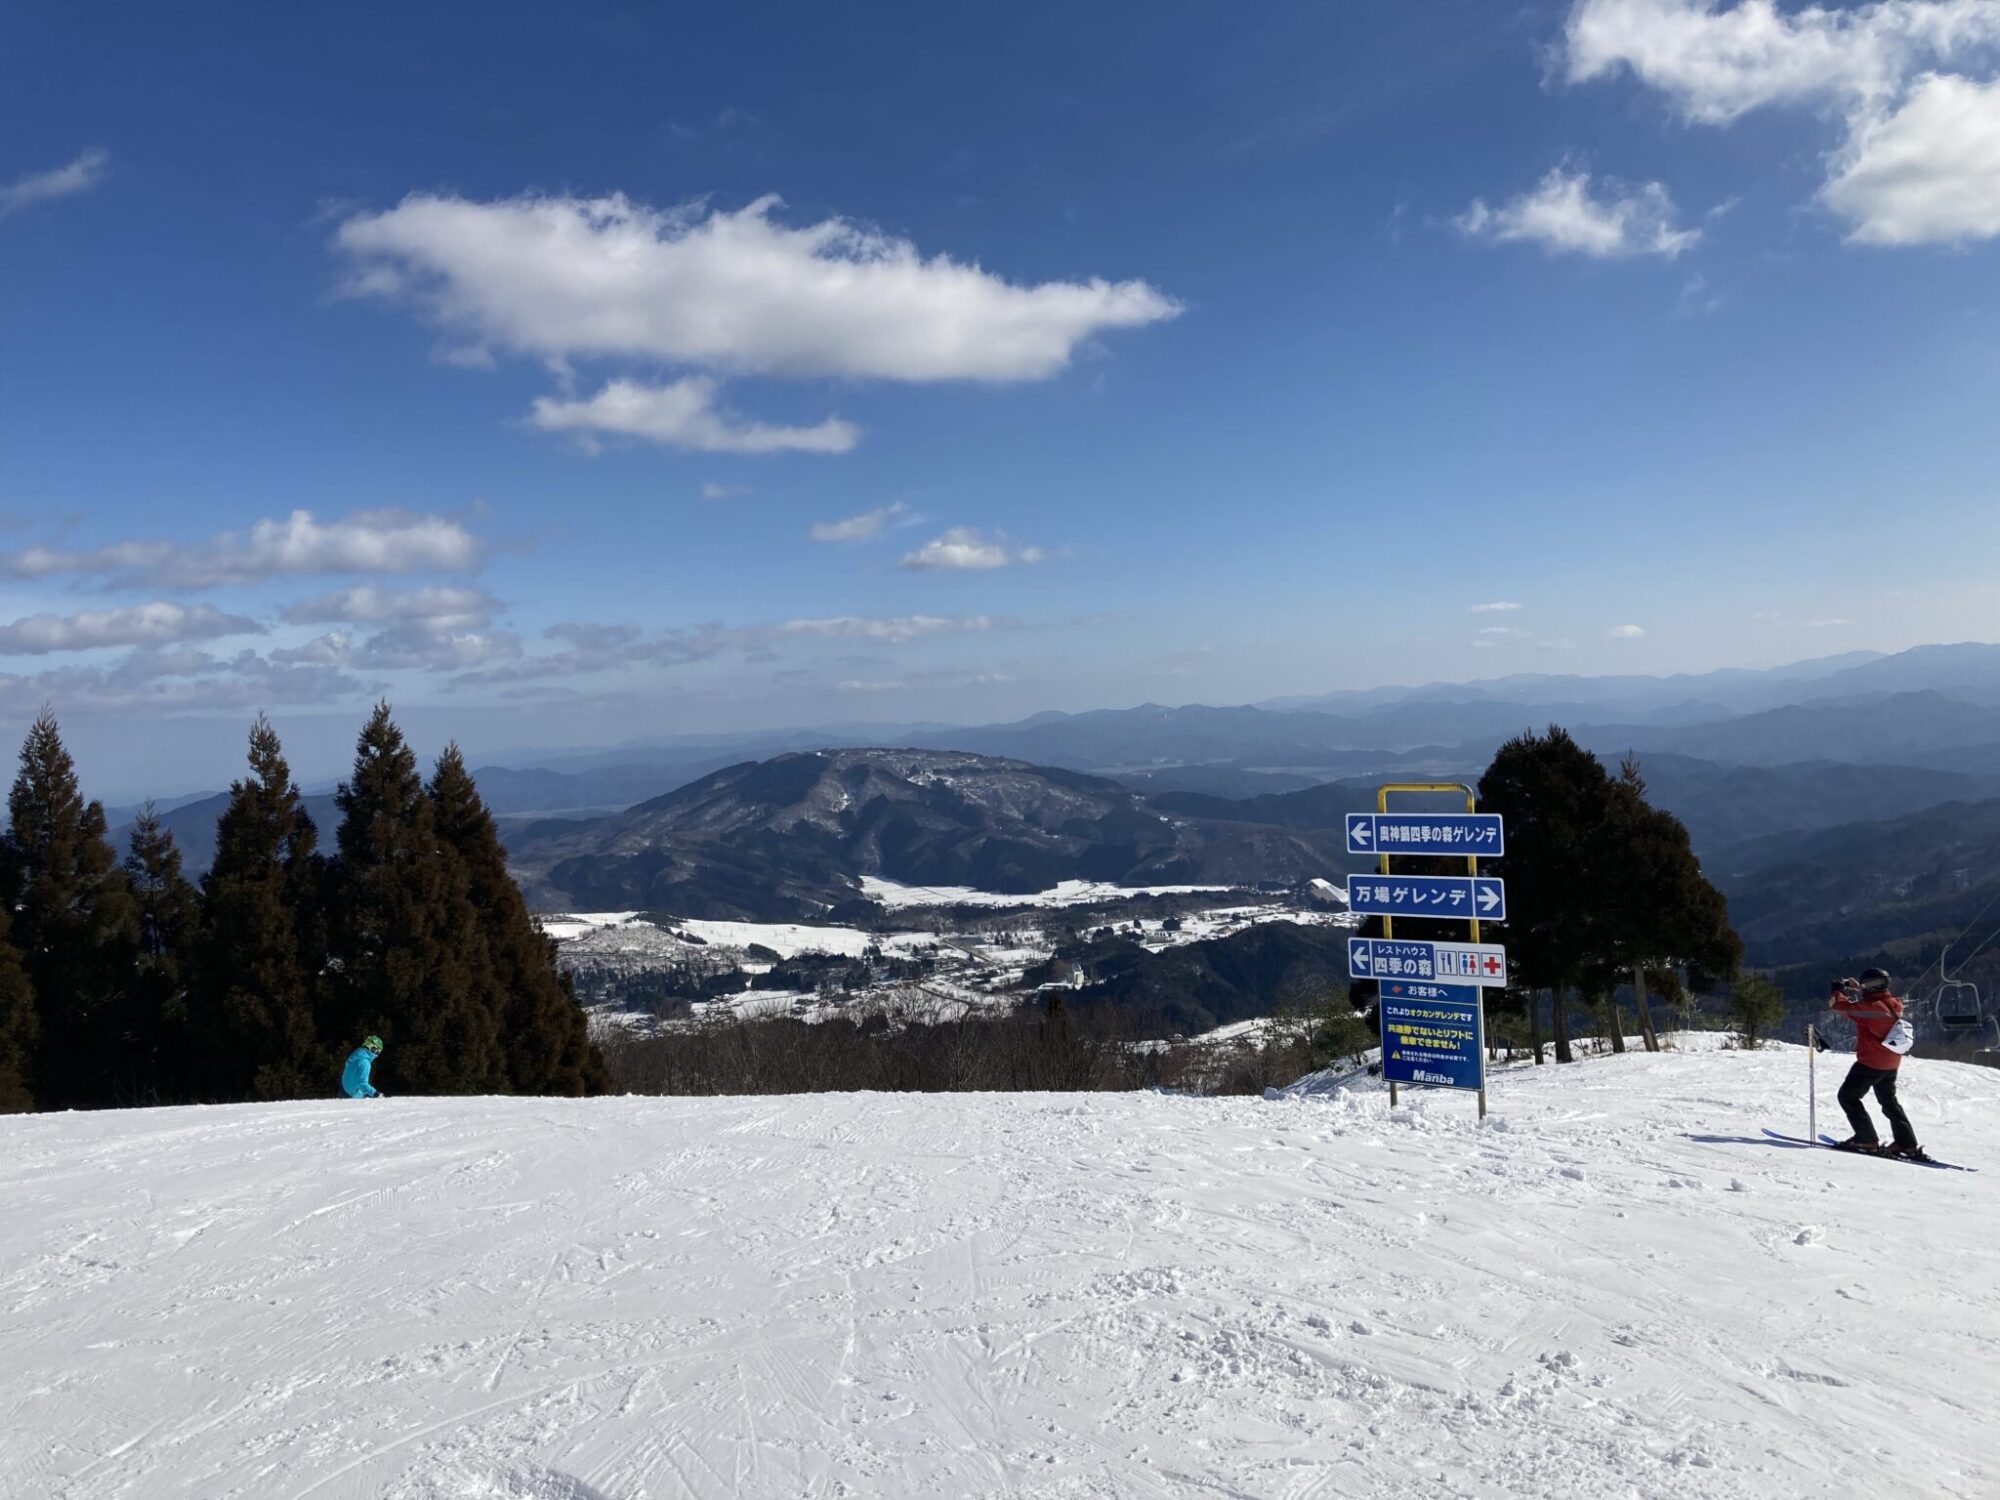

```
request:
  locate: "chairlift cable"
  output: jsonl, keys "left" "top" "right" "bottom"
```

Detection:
{"left": 1896, "top": 881, "right": 2000, "bottom": 1003}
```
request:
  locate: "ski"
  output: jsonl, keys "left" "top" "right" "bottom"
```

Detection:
{"left": 1758, "top": 1127, "right": 1974, "bottom": 1171}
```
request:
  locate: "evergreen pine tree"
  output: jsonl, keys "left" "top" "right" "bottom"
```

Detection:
{"left": 1730, "top": 974, "right": 1784, "bottom": 1049}
{"left": 1589, "top": 759, "right": 1742, "bottom": 1053}
{"left": 328, "top": 705, "right": 506, "bottom": 1094}
{"left": 0, "top": 712, "right": 141, "bottom": 1108}
{"left": 428, "top": 744, "right": 607, "bottom": 1095}
{"left": 1478, "top": 726, "right": 1615, "bottom": 1065}
{"left": 0, "top": 907, "right": 35, "bottom": 1113}
{"left": 190, "top": 718, "right": 327, "bottom": 1101}
{"left": 125, "top": 807, "right": 202, "bottom": 1101}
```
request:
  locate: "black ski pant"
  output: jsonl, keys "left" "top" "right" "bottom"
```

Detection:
{"left": 1837, "top": 1062, "right": 1917, "bottom": 1149}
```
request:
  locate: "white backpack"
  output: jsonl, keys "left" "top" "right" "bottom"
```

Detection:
{"left": 1884, "top": 1018, "right": 1915, "bottom": 1055}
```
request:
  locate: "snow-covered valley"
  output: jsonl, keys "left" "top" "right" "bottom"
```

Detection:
{"left": 541, "top": 895, "right": 1357, "bottom": 1033}
{"left": 4, "top": 1041, "right": 1995, "bottom": 1498}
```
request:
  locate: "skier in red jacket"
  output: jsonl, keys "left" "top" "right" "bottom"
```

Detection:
{"left": 1828, "top": 969, "right": 1924, "bottom": 1159}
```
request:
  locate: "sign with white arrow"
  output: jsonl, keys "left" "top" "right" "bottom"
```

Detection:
{"left": 1348, "top": 937, "right": 1509, "bottom": 987}
{"left": 1344, "top": 874, "right": 1505, "bottom": 921}
{"left": 1345, "top": 812, "right": 1504, "bottom": 857}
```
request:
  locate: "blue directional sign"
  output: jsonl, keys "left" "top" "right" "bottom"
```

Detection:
{"left": 1345, "top": 874, "right": 1506, "bottom": 921}
{"left": 1346, "top": 813, "right": 1504, "bottom": 857}
{"left": 1349, "top": 937, "right": 1509, "bottom": 987}
{"left": 1379, "top": 980, "right": 1483, "bottom": 1092}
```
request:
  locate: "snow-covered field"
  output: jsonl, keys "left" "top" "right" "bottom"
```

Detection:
{"left": 858, "top": 876, "right": 1239, "bottom": 909}
{"left": 5, "top": 1044, "right": 1996, "bottom": 1499}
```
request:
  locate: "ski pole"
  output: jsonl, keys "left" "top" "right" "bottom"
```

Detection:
{"left": 1807, "top": 1023, "right": 1816, "bottom": 1144}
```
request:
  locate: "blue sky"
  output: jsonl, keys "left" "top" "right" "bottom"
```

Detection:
{"left": 5, "top": 0, "right": 2000, "bottom": 795}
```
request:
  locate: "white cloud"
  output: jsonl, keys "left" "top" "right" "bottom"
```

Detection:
{"left": 1610, "top": 623, "right": 1648, "bottom": 638}
{"left": 529, "top": 376, "right": 858, "bottom": 455}
{"left": 778, "top": 614, "right": 997, "bottom": 643}
{"left": 351, "top": 625, "right": 521, "bottom": 671}
{"left": 700, "top": 482, "right": 753, "bottom": 502}
{"left": 0, "top": 647, "right": 370, "bottom": 717}
{"left": 1823, "top": 71, "right": 2000, "bottom": 242}
{"left": 1562, "top": 0, "right": 2000, "bottom": 244}
{"left": 1564, "top": 0, "right": 2000, "bottom": 123}
{"left": 336, "top": 192, "right": 1180, "bottom": 382}
{"left": 1477, "top": 625, "right": 1528, "bottom": 637}
{"left": 1458, "top": 167, "right": 1700, "bottom": 257}
{"left": 282, "top": 584, "right": 499, "bottom": 631}
{"left": 0, "top": 602, "right": 260, "bottom": 655}
{"left": 899, "top": 527, "right": 1046, "bottom": 572}
{"left": 271, "top": 632, "right": 353, "bottom": 667}
{"left": 278, "top": 586, "right": 514, "bottom": 670}
{"left": 1, "top": 509, "right": 484, "bottom": 589}
{"left": 809, "top": 502, "right": 908, "bottom": 542}
{"left": 0, "top": 148, "right": 108, "bottom": 219}
{"left": 1470, "top": 600, "right": 1523, "bottom": 613}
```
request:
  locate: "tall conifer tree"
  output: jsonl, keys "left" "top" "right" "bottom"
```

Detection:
{"left": 0, "top": 712, "right": 140, "bottom": 1107}
{"left": 125, "top": 807, "right": 201, "bottom": 1100}
{"left": 191, "top": 718, "right": 326, "bottom": 1100}
{"left": 328, "top": 705, "right": 506, "bottom": 1093}
{"left": 1478, "top": 726, "right": 1613, "bottom": 1065}
{"left": 0, "top": 908, "right": 35, "bottom": 1113}
{"left": 429, "top": 744, "right": 606, "bottom": 1096}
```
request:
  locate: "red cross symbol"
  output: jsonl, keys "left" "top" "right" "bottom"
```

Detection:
{"left": 1481, "top": 955, "right": 1503, "bottom": 976}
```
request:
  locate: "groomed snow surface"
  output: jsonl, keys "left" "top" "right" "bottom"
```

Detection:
{"left": 4, "top": 1042, "right": 1996, "bottom": 1499}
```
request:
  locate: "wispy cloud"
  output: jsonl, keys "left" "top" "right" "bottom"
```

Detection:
{"left": 701, "top": 482, "right": 753, "bottom": 502}
{"left": 1609, "top": 623, "right": 1647, "bottom": 639}
{"left": 1458, "top": 166, "right": 1699, "bottom": 258}
{"left": 778, "top": 614, "right": 998, "bottom": 643}
{"left": 1, "top": 509, "right": 486, "bottom": 590}
{"left": 0, "top": 602, "right": 260, "bottom": 655}
{"left": 278, "top": 585, "right": 513, "bottom": 671}
{"left": 900, "top": 527, "right": 1046, "bottom": 572}
{"left": 1470, "top": 600, "right": 1522, "bottom": 614}
{"left": 809, "top": 502, "right": 909, "bottom": 543}
{"left": 0, "top": 148, "right": 108, "bottom": 220}
{"left": 530, "top": 376, "right": 858, "bottom": 455}
{"left": 0, "top": 648, "right": 370, "bottom": 718}
{"left": 282, "top": 584, "right": 499, "bottom": 630}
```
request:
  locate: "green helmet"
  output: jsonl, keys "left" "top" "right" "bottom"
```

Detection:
{"left": 363, "top": 1035, "right": 384, "bottom": 1053}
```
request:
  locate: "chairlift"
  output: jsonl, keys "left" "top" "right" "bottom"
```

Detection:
{"left": 1936, "top": 977, "right": 1983, "bottom": 1032}
{"left": 1935, "top": 932, "right": 1986, "bottom": 1032}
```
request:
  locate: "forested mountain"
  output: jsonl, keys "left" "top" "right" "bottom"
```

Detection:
{"left": 507, "top": 749, "right": 1348, "bottom": 919}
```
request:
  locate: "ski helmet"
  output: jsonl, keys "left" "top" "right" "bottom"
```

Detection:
{"left": 363, "top": 1034, "right": 384, "bottom": 1053}
{"left": 1859, "top": 968, "right": 1891, "bottom": 992}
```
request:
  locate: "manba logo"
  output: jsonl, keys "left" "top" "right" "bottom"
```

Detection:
{"left": 1413, "top": 1069, "right": 1453, "bottom": 1085}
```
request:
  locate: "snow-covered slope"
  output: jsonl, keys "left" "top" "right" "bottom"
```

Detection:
{"left": 3, "top": 1044, "right": 1995, "bottom": 1499}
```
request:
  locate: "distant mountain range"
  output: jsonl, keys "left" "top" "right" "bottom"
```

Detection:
{"left": 506, "top": 748, "right": 1348, "bottom": 920}
{"left": 98, "top": 643, "right": 2000, "bottom": 992}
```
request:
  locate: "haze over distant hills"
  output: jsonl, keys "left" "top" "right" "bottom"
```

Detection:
{"left": 106, "top": 642, "right": 2000, "bottom": 1002}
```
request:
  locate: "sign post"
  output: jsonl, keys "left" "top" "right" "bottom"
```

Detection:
{"left": 1362, "top": 784, "right": 1504, "bottom": 1118}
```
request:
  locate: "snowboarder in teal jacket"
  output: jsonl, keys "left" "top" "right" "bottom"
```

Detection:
{"left": 342, "top": 1036, "right": 384, "bottom": 1098}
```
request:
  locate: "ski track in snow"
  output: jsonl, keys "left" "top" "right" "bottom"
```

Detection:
{"left": 2, "top": 1043, "right": 1996, "bottom": 1498}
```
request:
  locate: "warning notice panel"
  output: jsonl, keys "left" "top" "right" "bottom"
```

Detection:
{"left": 1378, "top": 980, "right": 1483, "bottom": 1093}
